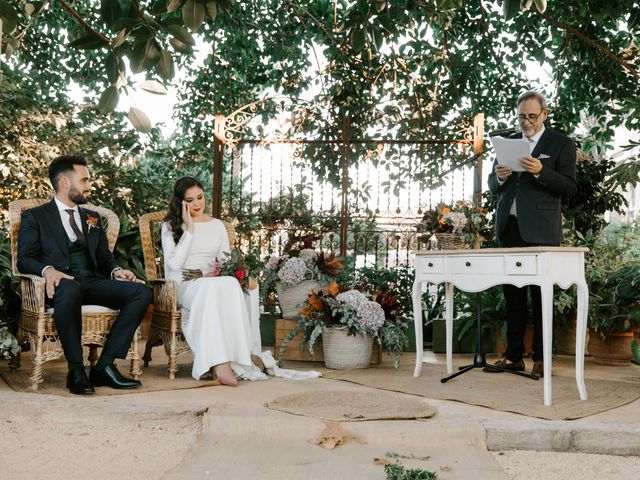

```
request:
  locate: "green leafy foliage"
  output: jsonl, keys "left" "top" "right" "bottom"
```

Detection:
{"left": 0, "top": 326, "right": 19, "bottom": 359}
{"left": 0, "top": 237, "right": 20, "bottom": 332}
{"left": 384, "top": 463, "right": 437, "bottom": 480}
{"left": 583, "top": 222, "right": 640, "bottom": 335}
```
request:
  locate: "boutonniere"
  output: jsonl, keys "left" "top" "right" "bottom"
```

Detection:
{"left": 86, "top": 215, "right": 99, "bottom": 231}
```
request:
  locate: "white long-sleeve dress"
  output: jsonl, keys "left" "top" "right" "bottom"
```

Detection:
{"left": 161, "top": 219, "right": 263, "bottom": 380}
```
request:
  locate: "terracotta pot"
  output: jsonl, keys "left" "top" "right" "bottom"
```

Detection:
{"left": 554, "top": 324, "right": 590, "bottom": 356}
{"left": 587, "top": 330, "right": 634, "bottom": 366}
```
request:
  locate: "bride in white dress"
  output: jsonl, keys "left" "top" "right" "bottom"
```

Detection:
{"left": 161, "top": 176, "right": 266, "bottom": 386}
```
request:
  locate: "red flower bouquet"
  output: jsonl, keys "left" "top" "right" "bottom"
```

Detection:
{"left": 216, "top": 247, "right": 261, "bottom": 292}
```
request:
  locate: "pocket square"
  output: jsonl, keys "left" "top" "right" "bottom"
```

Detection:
{"left": 538, "top": 154, "right": 550, "bottom": 159}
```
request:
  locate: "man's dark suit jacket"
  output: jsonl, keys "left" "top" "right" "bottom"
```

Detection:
{"left": 487, "top": 128, "right": 577, "bottom": 245}
{"left": 17, "top": 200, "right": 119, "bottom": 278}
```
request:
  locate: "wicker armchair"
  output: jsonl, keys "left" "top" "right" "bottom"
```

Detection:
{"left": 8, "top": 199, "right": 141, "bottom": 391}
{"left": 139, "top": 211, "right": 235, "bottom": 379}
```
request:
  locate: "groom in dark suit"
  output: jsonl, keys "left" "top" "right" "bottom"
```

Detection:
{"left": 18, "top": 155, "right": 152, "bottom": 394}
{"left": 486, "top": 91, "right": 577, "bottom": 378}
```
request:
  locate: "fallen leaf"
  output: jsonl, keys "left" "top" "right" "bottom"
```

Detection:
{"left": 373, "top": 457, "right": 391, "bottom": 465}
{"left": 312, "top": 421, "right": 366, "bottom": 449}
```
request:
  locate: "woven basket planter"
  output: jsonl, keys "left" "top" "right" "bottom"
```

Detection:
{"left": 322, "top": 326, "right": 374, "bottom": 369}
{"left": 275, "top": 279, "right": 322, "bottom": 319}
{"left": 436, "top": 233, "right": 465, "bottom": 250}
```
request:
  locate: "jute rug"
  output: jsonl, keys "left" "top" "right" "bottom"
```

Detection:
{"left": 320, "top": 363, "right": 640, "bottom": 421}
{"left": 0, "top": 358, "right": 220, "bottom": 397}
{"left": 266, "top": 389, "right": 437, "bottom": 421}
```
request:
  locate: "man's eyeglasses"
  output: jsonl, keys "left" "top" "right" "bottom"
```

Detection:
{"left": 517, "top": 113, "right": 543, "bottom": 123}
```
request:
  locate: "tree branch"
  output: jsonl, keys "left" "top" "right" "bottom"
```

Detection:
{"left": 538, "top": 10, "right": 638, "bottom": 79}
{"left": 57, "top": 0, "right": 111, "bottom": 44}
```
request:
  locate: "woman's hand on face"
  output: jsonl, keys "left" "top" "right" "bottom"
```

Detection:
{"left": 182, "top": 200, "right": 195, "bottom": 232}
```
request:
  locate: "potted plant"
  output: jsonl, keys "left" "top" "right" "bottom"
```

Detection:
{"left": 416, "top": 200, "right": 493, "bottom": 250}
{"left": 585, "top": 223, "right": 640, "bottom": 365}
{"left": 261, "top": 237, "right": 351, "bottom": 319}
{"left": 353, "top": 264, "right": 414, "bottom": 352}
{"left": 278, "top": 279, "right": 409, "bottom": 369}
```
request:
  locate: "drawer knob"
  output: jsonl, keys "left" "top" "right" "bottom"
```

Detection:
{"left": 516, "top": 261, "right": 522, "bottom": 267}
{"left": 428, "top": 262, "right": 433, "bottom": 267}
{"left": 465, "top": 261, "right": 471, "bottom": 267}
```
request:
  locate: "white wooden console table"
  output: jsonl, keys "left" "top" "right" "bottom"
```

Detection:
{"left": 412, "top": 247, "right": 589, "bottom": 406}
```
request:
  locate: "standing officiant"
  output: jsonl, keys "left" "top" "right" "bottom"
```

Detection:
{"left": 485, "top": 91, "right": 577, "bottom": 378}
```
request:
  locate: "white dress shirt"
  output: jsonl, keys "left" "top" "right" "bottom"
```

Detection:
{"left": 54, "top": 197, "right": 82, "bottom": 243}
{"left": 505, "top": 126, "right": 546, "bottom": 216}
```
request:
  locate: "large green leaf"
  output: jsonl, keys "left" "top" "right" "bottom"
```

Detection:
{"left": 131, "top": 38, "right": 162, "bottom": 72}
{"left": 101, "top": 0, "right": 129, "bottom": 28}
{"left": 502, "top": 0, "right": 520, "bottom": 20}
{"left": 4, "top": 36, "right": 18, "bottom": 58}
{"left": 156, "top": 49, "right": 175, "bottom": 79}
{"left": 24, "top": 2, "right": 43, "bottom": 17}
{"left": 68, "top": 33, "right": 107, "bottom": 50}
{"left": 216, "top": 0, "right": 231, "bottom": 12}
{"left": 128, "top": 106, "right": 152, "bottom": 133}
{"left": 112, "top": 17, "right": 142, "bottom": 31}
{"left": 0, "top": 0, "right": 19, "bottom": 34}
{"left": 533, "top": 0, "right": 547, "bottom": 13}
{"left": 105, "top": 52, "right": 125, "bottom": 83}
{"left": 98, "top": 85, "right": 120, "bottom": 114}
{"left": 206, "top": 1, "right": 217, "bottom": 21}
{"left": 167, "top": 0, "right": 182, "bottom": 13}
{"left": 182, "top": 0, "right": 205, "bottom": 32}
{"left": 139, "top": 79, "right": 167, "bottom": 95}
{"left": 163, "top": 24, "right": 195, "bottom": 45}
{"left": 350, "top": 26, "right": 367, "bottom": 51}
{"left": 111, "top": 28, "right": 129, "bottom": 49}
{"left": 0, "top": 1, "right": 18, "bottom": 20}
{"left": 169, "top": 36, "right": 194, "bottom": 54}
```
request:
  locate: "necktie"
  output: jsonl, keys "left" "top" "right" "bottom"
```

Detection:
{"left": 65, "top": 209, "right": 85, "bottom": 245}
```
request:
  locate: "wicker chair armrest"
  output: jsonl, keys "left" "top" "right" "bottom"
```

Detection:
{"left": 16, "top": 273, "right": 47, "bottom": 312}
{"left": 153, "top": 278, "right": 179, "bottom": 313}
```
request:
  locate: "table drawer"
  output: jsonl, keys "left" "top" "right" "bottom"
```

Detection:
{"left": 449, "top": 256, "right": 503, "bottom": 274}
{"left": 419, "top": 256, "right": 444, "bottom": 274}
{"left": 505, "top": 255, "right": 538, "bottom": 275}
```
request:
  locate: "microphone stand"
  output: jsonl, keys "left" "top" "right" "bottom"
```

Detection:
{"left": 440, "top": 293, "right": 539, "bottom": 383}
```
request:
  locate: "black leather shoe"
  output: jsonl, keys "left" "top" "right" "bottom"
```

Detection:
{"left": 66, "top": 367, "right": 95, "bottom": 395}
{"left": 532, "top": 361, "right": 544, "bottom": 377}
{"left": 483, "top": 357, "right": 525, "bottom": 373}
{"left": 89, "top": 364, "right": 141, "bottom": 389}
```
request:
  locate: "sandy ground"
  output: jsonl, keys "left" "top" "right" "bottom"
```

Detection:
{"left": 1, "top": 352, "right": 639, "bottom": 479}
{"left": 492, "top": 451, "right": 640, "bottom": 479}
{"left": 0, "top": 391, "right": 207, "bottom": 479}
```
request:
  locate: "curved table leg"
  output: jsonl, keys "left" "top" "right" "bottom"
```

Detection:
{"left": 541, "top": 282, "right": 554, "bottom": 406}
{"left": 575, "top": 280, "right": 589, "bottom": 400}
{"left": 413, "top": 279, "right": 424, "bottom": 377}
{"left": 445, "top": 282, "right": 454, "bottom": 375}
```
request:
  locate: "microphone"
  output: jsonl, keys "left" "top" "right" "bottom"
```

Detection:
{"left": 488, "top": 126, "right": 520, "bottom": 137}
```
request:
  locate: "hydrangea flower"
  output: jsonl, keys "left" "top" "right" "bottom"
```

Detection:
{"left": 299, "top": 248, "right": 318, "bottom": 265}
{"left": 335, "top": 290, "right": 368, "bottom": 311}
{"left": 277, "top": 257, "right": 308, "bottom": 285}
{"left": 356, "top": 300, "right": 386, "bottom": 333}
{"left": 266, "top": 254, "right": 282, "bottom": 270}
{"left": 443, "top": 211, "right": 468, "bottom": 234}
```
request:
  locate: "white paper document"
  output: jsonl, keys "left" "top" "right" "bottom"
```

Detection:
{"left": 490, "top": 136, "right": 530, "bottom": 172}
